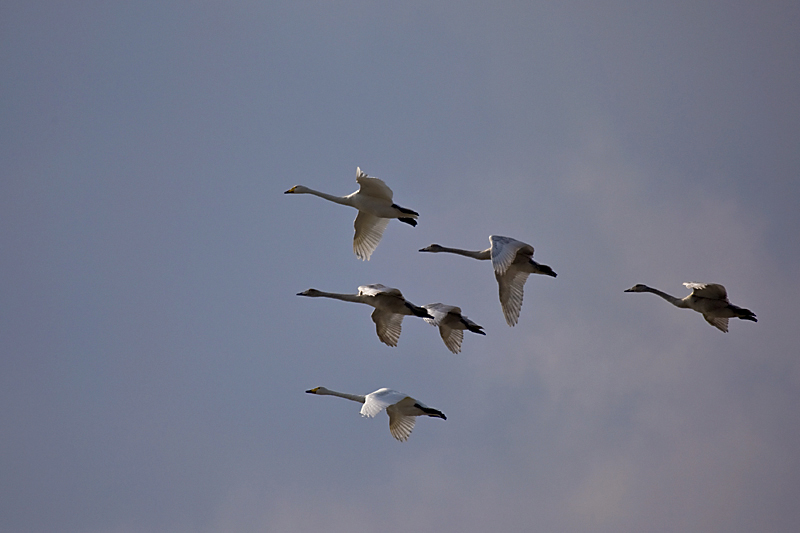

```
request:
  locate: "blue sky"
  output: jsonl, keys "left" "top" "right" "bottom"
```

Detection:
{"left": 2, "top": 2, "right": 799, "bottom": 532}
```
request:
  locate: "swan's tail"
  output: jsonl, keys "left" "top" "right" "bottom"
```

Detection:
{"left": 462, "top": 317, "right": 486, "bottom": 335}
{"left": 415, "top": 403, "right": 447, "bottom": 419}
{"left": 392, "top": 203, "right": 419, "bottom": 216}
{"left": 532, "top": 261, "right": 557, "bottom": 278}
{"left": 730, "top": 304, "right": 757, "bottom": 322}
{"left": 393, "top": 203, "right": 419, "bottom": 227}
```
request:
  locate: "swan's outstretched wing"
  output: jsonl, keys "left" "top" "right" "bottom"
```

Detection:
{"left": 421, "top": 303, "right": 458, "bottom": 326}
{"left": 684, "top": 282, "right": 728, "bottom": 300}
{"left": 703, "top": 314, "right": 729, "bottom": 332}
{"left": 353, "top": 212, "right": 390, "bottom": 260}
{"left": 361, "top": 388, "right": 408, "bottom": 418}
{"left": 496, "top": 268, "right": 530, "bottom": 327}
{"left": 422, "top": 303, "right": 464, "bottom": 353}
{"left": 371, "top": 308, "right": 404, "bottom": 347}
{"left": 358, "top": 284, "right": 398, "bottom": 297}
{"left": 387, "top": 402, "right": 417, "bottom": 441}
{"left": 489, "top": 235, "right": 533, "bottom": 276}
{"left": 439, "top": 327, "right": 464, "bottom": 354}
{"left": 355, "top": 167, "right": 394, "bottom": 200}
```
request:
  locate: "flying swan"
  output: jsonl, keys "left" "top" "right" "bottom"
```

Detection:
{"left": 422, "top": 303, "right": 485, "bottom": 354}
{"left": 624, "top": 282, "right": 757, "bottom": 332}
{"left": 305, "top": 386, "right": 446, "bottom": 442}
{"left": 419, "top": 235, "right": 556, "bottom": 326}
{"left": 296, "top": 284, "right": 432, "bottom": 347}
{"left": 285, "top": 167, "right": 419, "bottom": 260}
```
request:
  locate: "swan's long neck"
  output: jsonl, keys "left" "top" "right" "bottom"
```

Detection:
{"left": 319, "top": 389, "right": 366, "bottom": 404}
{"left": 431, "top": 246, "right": 491, "bottom": 260}
{"left": 644, "top": 286, "right": 689, "bottom": 308}
{"left": 306, "top": 291, "right": 366, "bottom": 304}
{"left": 302, "top": 188, "right": 353, "bottom": 207}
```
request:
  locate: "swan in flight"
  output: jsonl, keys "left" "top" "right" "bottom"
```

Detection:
{"left": 296, "top": 284, "right": 432, "bottom": 347}
{"left": 422, "top": 303, "right": 485, "bottom": 354}
{"left": 419, "top": 235, "right": 556, "bottom": 326}
{"left": 285, "top": 167, "right": 419, "bottom": 260}
{"left": 305, "top": 386, "right": 446, "bottom": 442}
{"left": 624, "top": 282, "right": 757, "bottom": 332}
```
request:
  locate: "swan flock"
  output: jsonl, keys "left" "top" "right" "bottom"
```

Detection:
{"left": 288, "top": 167, "right": 757, "bottom": 441}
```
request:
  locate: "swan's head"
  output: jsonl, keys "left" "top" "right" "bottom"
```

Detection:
{"left": 419, "top": 244, "right": 443, "bottom": 253}
{"left": 306, "top": 386, "right": 328, "bottom": 394}
{"left": 284, "top": 185, "right": 310, "bottom": 194}
{"left": 624, "top": 284, "right": 650, "bottom": 293}
{"left": 297, "top": 288, "right": 322, "bottom": 297}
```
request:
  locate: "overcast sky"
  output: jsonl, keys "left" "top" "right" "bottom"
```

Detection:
{"left": 2, "top": 2, "right": 799, "bottom": 532}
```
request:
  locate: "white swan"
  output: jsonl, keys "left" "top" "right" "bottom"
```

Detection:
{"left": 422, "top": 303, "right": 485, "bottom": 354}
{"left": 305, "top": 386, "right": 446, "bottom": 441}
{"left": 296, "top": 284, "right": 432, "bottom": 347}
{"left": 419, "top": 235, "right": 556, "bottom": 326}
{"left": 285, "top": 167, "right": 419, "bottom": 260}
{"left": 624, "top": 282, "right": 757, "bottom": 332}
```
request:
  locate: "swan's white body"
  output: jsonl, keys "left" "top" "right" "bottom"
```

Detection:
{"left": 285, "top": 167, "right": 419, "bottom": 260}
{"left": 305, "top": 386, "right": 446, "bottom": 441}
{"left": 296, "top": 284, "right": 432, "bottom": 347}
{"left": 624, "top": 282, "right": 757, "bottom": 332}
{"left": 419, "top": 235, "right": 556, "bottom": 326}
{"left": 422, "top": 303, "right": 485, "bottom": 354}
